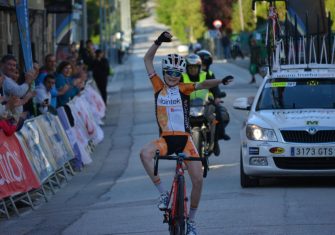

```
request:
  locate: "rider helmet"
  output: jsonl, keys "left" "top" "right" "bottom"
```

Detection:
{"left": 186, "top": 54, "right": 202, "bottom": 66}
{"left": 196, "top": 49, "right": 213, "bottom": 67}
{"left": 193, "top": 43, "right": 202, "bottom": 53}
{"left": 186, "top": 54, "right": 202, "bottom": 71}
{"left": 162, "top": 54, "right": 186, "bottom": 73}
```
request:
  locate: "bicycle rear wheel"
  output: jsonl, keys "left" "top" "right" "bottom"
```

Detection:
{"left": 170, "top": 175, "right": 185, "bottom": 235}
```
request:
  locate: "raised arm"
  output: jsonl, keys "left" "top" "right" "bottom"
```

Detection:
{"left": 144, "top": 43, "right": 159, "bottom": 75}
{"left": 143, "top": 31, "right": 172, "bottom": 76}
{"left": 196, "top": 75, "right": 234, "bottom": 90}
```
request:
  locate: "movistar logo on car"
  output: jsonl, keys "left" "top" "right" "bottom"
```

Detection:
{"left": 158, "top": 97, "right": 182, "bottom": 106}
{"left": 306, "top": 120, "right": 319, "bottom": 125}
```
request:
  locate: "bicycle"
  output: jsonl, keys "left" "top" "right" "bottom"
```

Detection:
{"left": 252, "top": 0, "right": 287, "bottom": 73}
{"left": 154, "top": 151, "right": 208, "bottom": 235}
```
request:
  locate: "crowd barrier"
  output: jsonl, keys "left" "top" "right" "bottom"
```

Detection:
{"left": 0, "top": 82, "right": 106, "bottom": 219}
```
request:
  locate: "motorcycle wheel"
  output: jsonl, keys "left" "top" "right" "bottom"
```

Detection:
{"left": 191, "top": 127, "right": 204, "bottom": 158}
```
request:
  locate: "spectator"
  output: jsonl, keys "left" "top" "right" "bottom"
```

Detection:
{"left": 69, "top": 42, "right": 78, "bottom": 58}
{"left": 7, "top": 67, "right": 36, "bottom": 119}
{"left": 55, "top": 61, "right": 80, "bottom": 107}
{"left": 1, "top": 55, "right": 37, "bottom": 119}
{"left": 0, "top": 71, "right": 28, "bottom": 135}
{"left": 92, "top": 49, "right": 110, "bottom": 104}
{"left": 0, "top": 73, "right": 20, "bottom": 119}
{"left": 74, "top": 61, "right": 88, "bottom": 90}
{"left": 35, "top": 74, "right": 57, "bottom": 115}
{"left": 1, "top": 54, "right": 35, "bottom": 98}
{"left": 35, "top": 54, "right": 57, "bottom": 85}
{"left": 81, "top": 39, "right": 95, "bottom": 73}
{"left": 221, "top": 31, "right": 231, "bottom": 60}
{"left": 35, "top": 54, "right": 59, "bottom": 108}
{"left": 249, "top": 38, "right": 261, "bottom": 84}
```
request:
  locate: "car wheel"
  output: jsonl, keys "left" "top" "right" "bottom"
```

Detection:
{"left": 240, "top": 150, "right": 259, "bottom": 188}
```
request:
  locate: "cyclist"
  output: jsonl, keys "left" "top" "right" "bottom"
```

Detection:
{"left": 196, "top": 50, "right": 231, "bottom": 147}
{"left": 141, "top": 31, "right": 233, "bottom": 235}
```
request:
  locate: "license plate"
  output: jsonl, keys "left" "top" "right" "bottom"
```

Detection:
{"left": 291, "top": 147, "right": 335, "bottom": 157}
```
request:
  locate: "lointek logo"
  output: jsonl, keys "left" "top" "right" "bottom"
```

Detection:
{"left": 0, "top": 142, "right": 26, "bottom": 185}
{"left": 158, "top": 97, "right": 181, "bottom": 106}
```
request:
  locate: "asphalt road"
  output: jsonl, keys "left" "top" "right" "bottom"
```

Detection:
{"left": 2, "top": 9, "right": 335, "bottom": 235}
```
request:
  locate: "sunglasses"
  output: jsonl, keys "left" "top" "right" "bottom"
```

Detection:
{"left": 164, "top": 70, "right": 182, "bottom": 78}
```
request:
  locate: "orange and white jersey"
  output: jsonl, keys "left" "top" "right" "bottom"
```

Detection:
{"left": 150, "top": 74, "right": 195, "bottom": 136}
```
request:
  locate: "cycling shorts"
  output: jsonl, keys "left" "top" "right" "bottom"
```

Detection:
{"left": 153, "top": 134, "right": 199, "bottom": 157}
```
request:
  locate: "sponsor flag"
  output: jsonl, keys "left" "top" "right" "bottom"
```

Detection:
{"left": 14, "top": 0, "right": 33, "bottom": 72}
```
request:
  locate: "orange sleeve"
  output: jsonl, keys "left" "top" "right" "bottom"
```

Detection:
{"left": 179, "top": 82, "right": 196, "bottom": 95}
{"left": 150, "top": 74, "right": 164, "bottom": 93}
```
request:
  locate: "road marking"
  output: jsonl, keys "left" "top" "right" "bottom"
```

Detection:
{"left": 209, "top": 163, "right": 239, "bottom": 169}
{"left": 102, "top": 163, "right": 240, "bottom": 185}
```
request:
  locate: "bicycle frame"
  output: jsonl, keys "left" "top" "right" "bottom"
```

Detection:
{"left": 252, "top": 0, "right": 287, "bottom": 74}
{"left": 154, "top": 151, "right": 207, "bottom": 235}
{"left": 170, "top": 156, "right": 187, "bottom": 229}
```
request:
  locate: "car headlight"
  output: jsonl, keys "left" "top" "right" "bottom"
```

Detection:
{"left": 246, "top": 124, "right": 277, "bottom": 141}
{"left": 190, "top": 107, "right": 204, "bottom": 117}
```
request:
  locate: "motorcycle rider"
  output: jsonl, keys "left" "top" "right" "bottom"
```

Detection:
{"left": 197, "top": 50, "right": 231, "bottom": 142}
{"left": 182, "top": 52, "right": 231, "bottom": 156}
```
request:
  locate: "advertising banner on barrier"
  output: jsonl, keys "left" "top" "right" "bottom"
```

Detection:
{"left": 57, "top": 106, "right": 92, "bottom": 165}
{"left": 0, "top": 131, "right": 40, "bottom": 199}
{"left": 16, "top": 120, "right": 55, "bottom": 182}
{"left": 36, "top": 114, "right": 74, "bottom": 168}
{"left": 83, "top": 85, "right": 106, "bottom": 121}
{"left": 70, "top": 96, "right": 104, "bottom": 146}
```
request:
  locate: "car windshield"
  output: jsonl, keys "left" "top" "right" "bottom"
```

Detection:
{"left": 256, "top": 78, "right": 335, "bottom": 110}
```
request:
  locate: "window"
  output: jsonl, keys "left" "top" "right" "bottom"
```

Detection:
{"left": 256, "top": 78, "right": 335, "bottom": 110}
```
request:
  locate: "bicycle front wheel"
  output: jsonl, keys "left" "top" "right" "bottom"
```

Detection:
{"left": 170, "top": 175, "right": 186, "bottom": 235}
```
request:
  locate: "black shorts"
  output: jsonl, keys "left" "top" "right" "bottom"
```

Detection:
{"left": 163, "top": 135, "right": 188, "bottom": 155}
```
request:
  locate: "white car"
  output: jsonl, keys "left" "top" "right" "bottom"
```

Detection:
{"left": 234, "top": 67, "right": 335, "bottom": 187}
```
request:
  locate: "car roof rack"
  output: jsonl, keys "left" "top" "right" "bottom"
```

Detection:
{"left": 272, "top": 35, "right": 335, "bottom": 73}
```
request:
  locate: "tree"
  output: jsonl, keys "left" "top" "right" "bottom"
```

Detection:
{"left": 231, "top": 0, "right": 287, "bottom": 33}
{"left": 171, "top": 0, "right": 206, "bottom": 43}
{"left": 325, "top": 0, "right": 335, "bottom": 31}
{"left": 156, "top": 0, "right": 206, "bottom": 44}
{"left": 156, "top": 0, "right": 176, "bottom": 26}
{"left": 130, "top": 0, "right": 149, "bottom": 29}
{"left": 231, "top": 0, "right": 255, "bottom": 32}
{"left": 87, "top": 0, "right": 100, "bottom": 38}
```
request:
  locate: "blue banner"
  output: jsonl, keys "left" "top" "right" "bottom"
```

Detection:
{"left": 14, "top": 0, "right": 33, "bottom": 72}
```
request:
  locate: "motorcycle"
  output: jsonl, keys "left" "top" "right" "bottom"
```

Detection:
{"left": 189, "top": 89, "right": 229, "bottom": 161}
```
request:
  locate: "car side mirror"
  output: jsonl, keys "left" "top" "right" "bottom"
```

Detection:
{"left": 233, "top": 97, "right": 254, "bottom": 110}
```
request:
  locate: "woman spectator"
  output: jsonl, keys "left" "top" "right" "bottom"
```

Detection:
{"left": 55, "top": 61, "right": 81, "bottom": 107}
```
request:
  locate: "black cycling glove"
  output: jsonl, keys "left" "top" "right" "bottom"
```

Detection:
{"left": 154, "top": 31, "right": 172, "bottom": 46}
{"left": 221, "top": 75, "right": 234, "bottom": 85}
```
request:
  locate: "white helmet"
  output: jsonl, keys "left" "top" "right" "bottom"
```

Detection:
{"left": 196, "top": 49, "right": 213, "bottom": 66}
{"left": 162, "top": 54, "right": 186, "bottom": 73}
{"left": 186, "top": 54, "right": 202, "bottom": 66}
